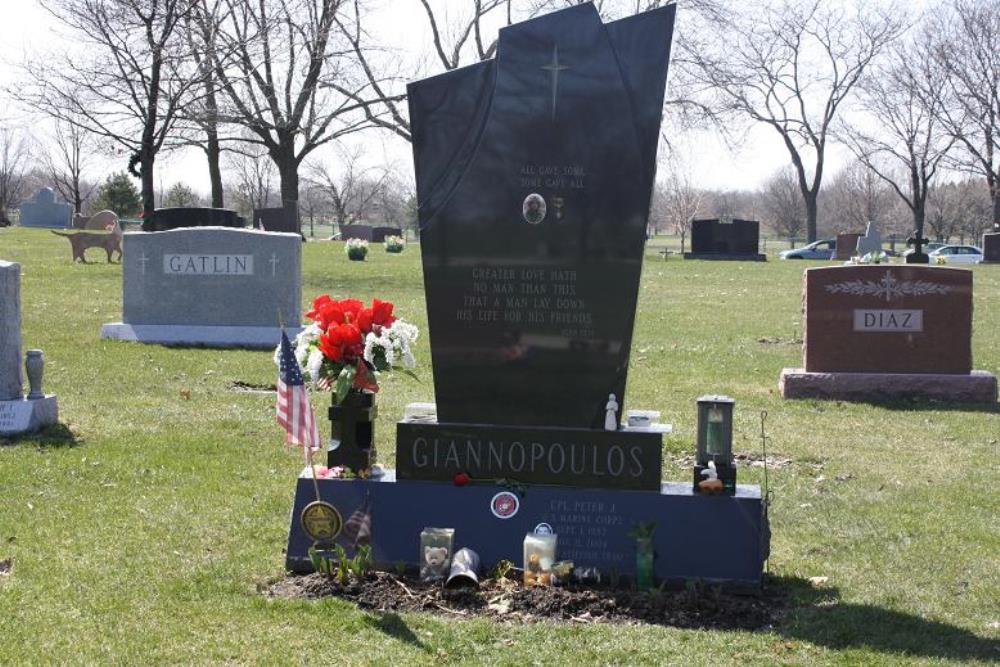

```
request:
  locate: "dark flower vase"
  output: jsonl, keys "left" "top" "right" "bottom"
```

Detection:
{"left": 347, "top": 249, "right": 367, "bottom": 261}
{"left": 328, "top": 390, "right": 377, "bottom": 474}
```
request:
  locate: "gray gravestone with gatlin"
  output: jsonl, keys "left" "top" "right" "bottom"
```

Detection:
{"left": 0, "top": 260, "right": 59, "bottom": 435}
{"left": 101, "top": 227, "right": 302, "bottom": 348}
{"left": 18, "top": 188, "right": 72, "bottom": 228}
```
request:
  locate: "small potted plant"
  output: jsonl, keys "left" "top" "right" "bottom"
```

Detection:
{"left": 345, "top": 238, "right": 369, "bottom": 261}
{"left": 384, "top": 235, "right": 405, "bottom": 254}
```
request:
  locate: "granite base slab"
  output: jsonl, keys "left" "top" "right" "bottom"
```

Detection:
{"left": 285, "top": 470, "right": 769, "bottom": 587}
{"left": 101, "top": 323, "right": 300, "bottom": 349}
{"left": 0, "top": 396, "right": 59, "bottom": 435}
{"left": 779, "top": 368, "right": 998, "bottom": 405}
{"left": 683, "top": 253, "right": 767, "bottom": 262}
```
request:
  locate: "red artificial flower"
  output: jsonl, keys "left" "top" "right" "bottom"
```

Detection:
{"left": 453, "top": 472, "right": 471, "bottom": 487}
{"left": 306, "top": 294, "right": 333, "bottom": 322}
{"left": 318, "top": 323, "right": 363, "bottom": 362}
{"left": 309, "top": 297, "right": 367, "bottom": 331}
{"left": 339, "top": 298, "right": 364, "bottom": 322}
{"left": 372, "top": 299, "right": 396, "bottom": 327}
{"left": 357, "top": 308, "right": 374, "bottom": 334}
{"left": 358, "top": 299, "right": 397, "bottom": 334}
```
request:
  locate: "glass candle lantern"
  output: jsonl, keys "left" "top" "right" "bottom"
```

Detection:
{"left": 696, "top": 395, "right": 734, "bottom": 466}
{"left": 523, "top": 532, "right": 557, "bottom": 586}
{"left": 635, "top": 538, "right": 654, "bottom": 591}
{"left": 419, "top": 527, "right": 454, "bottom": 582}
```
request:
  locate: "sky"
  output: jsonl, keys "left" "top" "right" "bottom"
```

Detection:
{"left": 0, "top": 0, "right": 840, "bottom": 198}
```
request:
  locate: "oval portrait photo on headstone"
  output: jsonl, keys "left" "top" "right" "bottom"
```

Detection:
{"left": 522, "top": 193, "right": 547, "bottom": 225}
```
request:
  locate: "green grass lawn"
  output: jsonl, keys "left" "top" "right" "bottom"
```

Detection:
{"left": 1, "top": 227, "right": 997, "bottom": 665}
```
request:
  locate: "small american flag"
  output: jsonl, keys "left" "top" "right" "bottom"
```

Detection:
{"left": 276, "top": 328, "right": 321, "bottom": 451}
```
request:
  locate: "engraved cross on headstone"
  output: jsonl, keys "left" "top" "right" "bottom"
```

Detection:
{"left": 138, "top": 252, "right": 150, "bottom": 275}
{"left": 269, "top": 253, "right": 279, "bottom": 277}
{"left": 541, "top": 44, "right": 570, "bottom": 121}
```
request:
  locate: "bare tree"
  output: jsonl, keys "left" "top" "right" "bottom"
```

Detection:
{"left": 761, "top": 166, "right": 805, "bottom": 246}
{"left": 367, "top": 167, "right": 411, "bottom": 228}
{"left": 17, "top": 0, "right": 202, "bottom": 218}
{"left": 329, "top": 0, "right": 514, "bottom": 143}
{"left": 226, "top": 145, "right": 276, "bottom": 217}
{"left": 203, "top": 0, "right": 379, "bottom": 210}
{"left": 298, "top": 181, "right": 327, "bottom": 238}
{"left": 689, "top": 0, "right": 904, "bottom": 242}
{"left": 340, "top": 0, "right": 726, "bottom": 143}
{"left": 184, "top": 0, "right": 227, "bottom": 207}
{"left": 843, "top": 36, "right": 954, "bottom": 250}
{"left": 307, "top": 146, "right": 392, "bottom": 231}
{"left": 928, "top": 0, "right": 1000, "bottom": 228}
{"left": 43, "top": 121, "right": 98, "bottom": 214}
{"left": 926, "top": 179, "right": 994, "bottom": 243}
{"left": 0, "top": 127, "right": 32, "bottom": 223}
{"left": 654, "top": 159, "right": 703, "bottom": 252}
{"left": 822, "top": 161, "right": 897, "bottom": 236}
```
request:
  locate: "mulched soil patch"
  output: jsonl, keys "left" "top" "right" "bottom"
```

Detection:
{"left": 267, "top": 571, "right": 785, "bottom": 629}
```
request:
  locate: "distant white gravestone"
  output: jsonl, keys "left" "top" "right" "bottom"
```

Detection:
{"left": 0, "top": 260, "right": 59, "bottom": 436}
{"left": 856, "top": 221, "right": 884, "bottom": 257}
{"left": 101, "top": 227, "right": 302, "bottom": 348}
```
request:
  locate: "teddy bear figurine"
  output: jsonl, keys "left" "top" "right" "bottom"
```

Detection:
{"left": 420, "top": 545, "right": 451, "bottom": 582}
{"left": 524, "top": 553, "right": 554, "bottom": 586}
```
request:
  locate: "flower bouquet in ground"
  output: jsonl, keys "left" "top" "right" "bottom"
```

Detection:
{"left": 277, "top": 294, "right": 418, "bottom": 475}
{"left": 384, "top": 235, "right": 405, "bottom": 253}
{"left": 345, "top": 238, "right": 369, "bottom": 261}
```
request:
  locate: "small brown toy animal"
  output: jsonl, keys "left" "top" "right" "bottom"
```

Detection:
{"left": 51, "top": 223, "right": 123, "bottom": 263}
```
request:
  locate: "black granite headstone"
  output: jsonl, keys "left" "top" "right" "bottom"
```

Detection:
{"left": 254, "top": 205, "right": 299, "bottom": 235}
{"left": 982, "top": 232, "right": 1000, "bottom": 263}
{"left": 372, "top": 226, "right": 403, "bottom": 242}
{"left": 407, "top": 3, "right": 676, "bottom": 431}
{"left": 340, "top": 224, "right": 374, "bottom": 241}
{"left": 142, "top": 207, "right": 245, "bottom": 232}
{"left": 684, "top": 219, "right": 766, "bottom": 261}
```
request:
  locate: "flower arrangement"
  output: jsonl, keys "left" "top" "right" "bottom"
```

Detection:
{"left": 279, "top": 295, "right": 418, "bottom": 404}
{"left": 851, "top": 251, "right": 888, "bottom": 265}
{"left": 384, "top": 235, "right": 405, "bottom": 253}
{"left": 345, "top": 238, "right": 369, "bottom": 261}
{"left": 935, "top": 254, "right": 948, "bottom": 265}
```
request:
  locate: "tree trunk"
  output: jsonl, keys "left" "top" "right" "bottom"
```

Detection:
{"left": 206, "top": 128, "right": 223, "bottom": 208}
{"left": 72, "top": 174, "right": 82, "bottom": 214}
{"left": 913, "top": 197, "right": 926, "bottom": 240}
{"left": 804, "top": 193, "right": 818, "bottom": 242}
{"left": 140, "top": 150, "right": 155, "bottom": 219}
{"left": 993, "top": 184, "right": 1000, "bottom": 230}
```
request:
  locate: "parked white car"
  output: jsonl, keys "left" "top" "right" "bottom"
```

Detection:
{"left": 928, "top": 245, "right": 984, "bottom": 264}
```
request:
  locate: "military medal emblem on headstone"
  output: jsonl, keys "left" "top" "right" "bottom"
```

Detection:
{"left": 300, "top": 501, "right": 343, "bottom": 543}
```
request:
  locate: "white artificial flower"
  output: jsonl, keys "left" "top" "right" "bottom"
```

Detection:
{"left": 307, "top": 348, "right": 324, "bottom": 382}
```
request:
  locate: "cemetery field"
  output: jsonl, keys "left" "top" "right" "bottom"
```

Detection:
{"left": 1, "top": 227, "right": 998, "bottom": 665}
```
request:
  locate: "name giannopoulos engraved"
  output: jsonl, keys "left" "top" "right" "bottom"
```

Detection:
{"left": 163, "top": 254, "right": 254, "bottom": 275}
{"left": 853, "top": 309, "right": 923, "bottom": 332}
{"left": 409, "top": 436, "right": 646, "bottom": 478}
